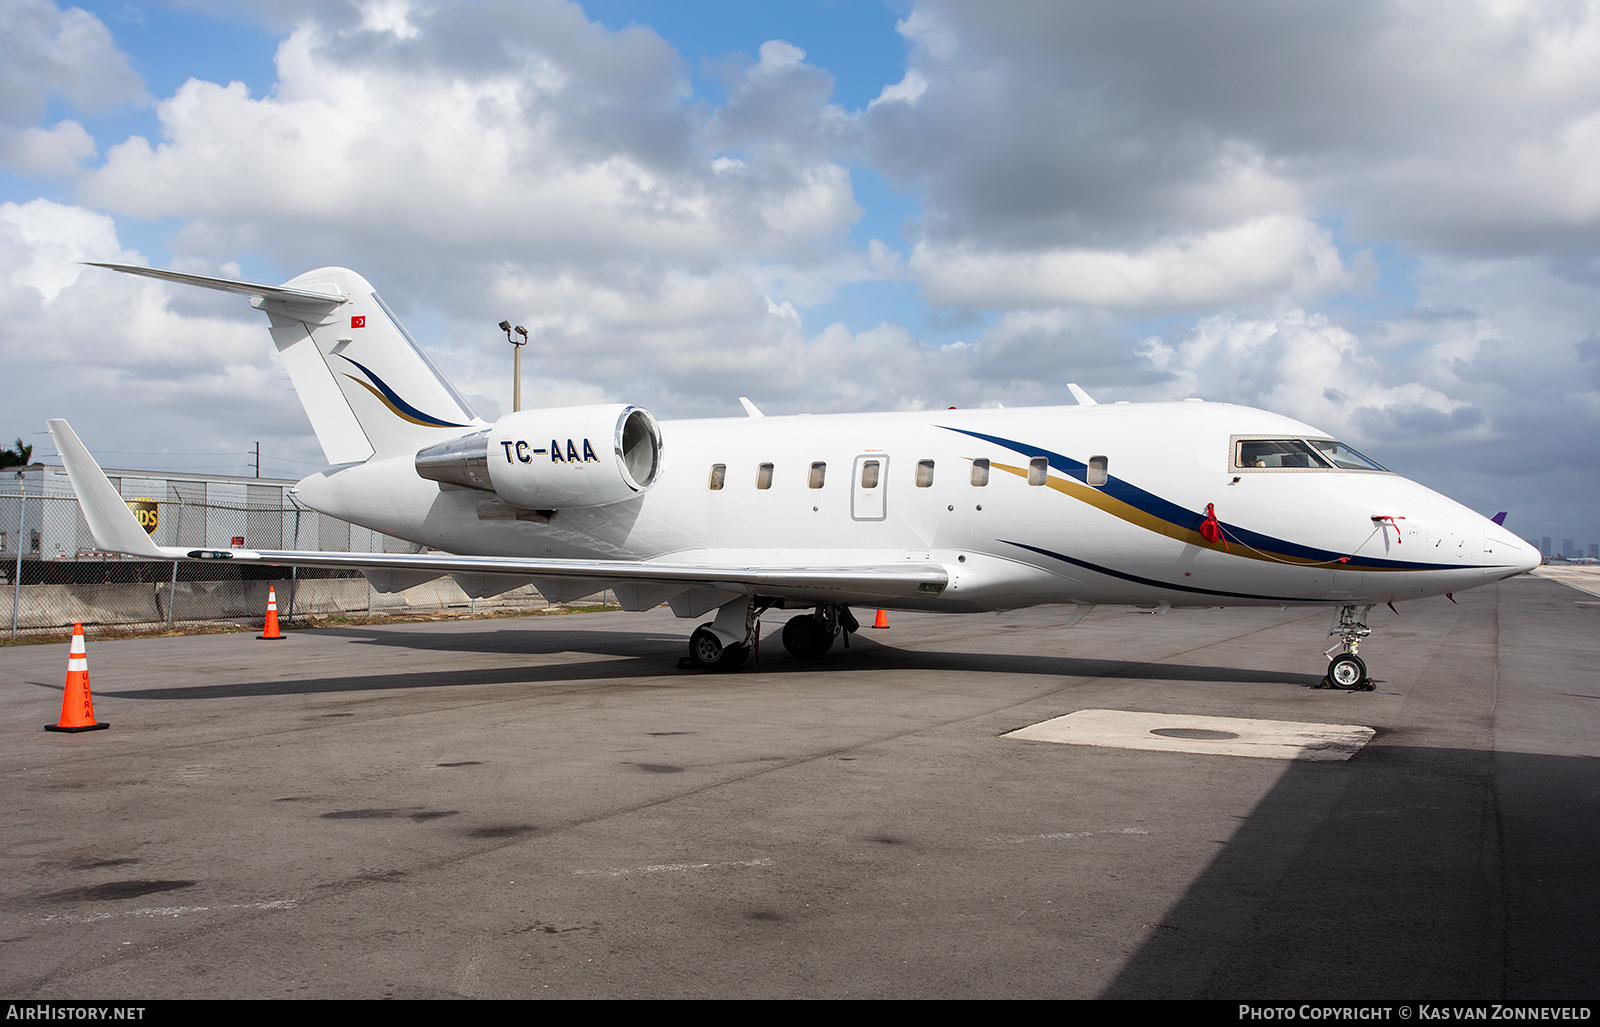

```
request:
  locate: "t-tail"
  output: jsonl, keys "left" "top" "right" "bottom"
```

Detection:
{"left": 86, "top": 263, "right": 484, "bottom": 464}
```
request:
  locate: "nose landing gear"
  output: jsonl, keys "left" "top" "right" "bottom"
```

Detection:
{"left": 1321, "top": 603, "right": 1376, "bottom": 690}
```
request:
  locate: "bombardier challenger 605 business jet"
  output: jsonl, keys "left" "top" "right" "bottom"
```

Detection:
{"left": 51, "top": 263, "right": 1539, "bottom": 688}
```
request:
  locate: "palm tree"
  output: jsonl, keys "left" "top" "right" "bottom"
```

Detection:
{"left": 0, "top": 438, "right": 33, "bottom": 469}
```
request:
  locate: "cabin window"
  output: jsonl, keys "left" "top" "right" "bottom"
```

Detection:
{"left": 971, "top": 458, "right": 989, "bottom": 486}
{"left": 809, "top": 462, "right": 826, "bottom": 489}
{"left": 1087, "top": 456, "right": 1108, "bottom": 486}
{"left": 1028, "top": 457, "right": 1048, "bottom": 486}
{"left": 916, "top": 460, "right": 935, "bottom": 487}
{"left": 859, "top": 460, "right": 880, "bottom": 489}
{"left": 756, "top": 463, "right": 774, "bottom": 490}
{"left": 708, "top": 464, "right": 726, "bottom": 490}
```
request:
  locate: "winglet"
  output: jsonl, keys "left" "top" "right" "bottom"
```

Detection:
{"left": 45, "top": 419, "right": 165, "bottom": 558}
{"left": 738, "top": 397, "right": 765, "bottom": 418}
{"left": 1066, "top": 383, "right": 1097, "bottom": 407}
{"left": 1491, "top": 511, "right": 1508, "bottom": 526}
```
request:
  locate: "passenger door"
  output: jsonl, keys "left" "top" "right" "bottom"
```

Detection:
{"left": 851, "top": 454, "right": 887, "bottom": 521}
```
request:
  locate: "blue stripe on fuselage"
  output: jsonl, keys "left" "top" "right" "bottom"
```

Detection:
{"left": 939, "top": 425, "right": 1456, "bottom": 572}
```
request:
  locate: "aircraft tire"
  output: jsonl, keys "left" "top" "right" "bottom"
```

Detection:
{"left": 689, "top": 625, "right": 726, "bottom": 668}
{"left": 719, "top": 644, "right": 750, "bottom": 672}
{"left": 689, "top": 626, "right": 750, "bottom": 672}
{"left": 1327, "top": 653, "right": 1367, "bottom": 690}
{"left": 781, "top": 616, "right": 835, "bottom": 658}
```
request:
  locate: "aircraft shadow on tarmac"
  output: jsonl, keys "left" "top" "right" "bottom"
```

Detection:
{"left": 79, "top": 625, "right": 1327, "bottom": 701}
{"left": 315, "top": 622, "right": 1326, "bottom": 686}
{"left": 1099, "top": 745, "right": 1600, "bottom": 999}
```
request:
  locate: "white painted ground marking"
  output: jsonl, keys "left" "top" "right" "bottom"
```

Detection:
{"left": 572, "top": 857, "right": 773, "bottom": 878}
{"left": 988, "top": 828, "right": 1150, "bottom": 844}
{"left": 1004, "top": 709, "right": 1374, "bottom": 761}
{"left": 41, "top": 898, "right": 297, "bottom": 924}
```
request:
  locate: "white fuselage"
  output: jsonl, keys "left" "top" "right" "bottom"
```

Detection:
{"left": 291, "top": 400, "right": 1539, "bottom": 613}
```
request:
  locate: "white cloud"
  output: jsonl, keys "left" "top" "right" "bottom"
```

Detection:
{"left": 0, "top": 119, "right": 95, "bottom": 178}
{"left": 0, "top": 197, "right": 122, "bottom": 300}
{"left": 0, "top": 200, "right": 312, "bottom": 472}
{"left": 1118, "top": 252, "right": 1600, "bottom": 526}
{"left": 894, "top": 6, "right": 958, "bottom": 62}
{"left": 81, "top": 4, "right": 859, "bottom": 285}
{"left": 1137, "top": 308, "right": 1472, "bottom": 446}
{"left": 444, "top": 258, "right": 976, "bottom": 420}
{"left": 359, "top": 0, "right": 420, "bottom": 40}
{"left": 50, "top": 0, "right": 894, "bottom": 435}
{"left": 876, "top": 0, "right": 1600, "bottom": 260}
{"left": 754, "top": 39, "right": 805, "bottom": 72}
{"left": 911, "top": 215, "right": 1354, "bottom": 311}
{"left": 0, "top": 0, "right": 144, "bottom": 124}
{"left": 868, "top": 70, "right": 927, "bottom": 109}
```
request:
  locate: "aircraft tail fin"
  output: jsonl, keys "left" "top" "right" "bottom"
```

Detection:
{"left": 90, "top": 263, "right": 484, "bottom": 464}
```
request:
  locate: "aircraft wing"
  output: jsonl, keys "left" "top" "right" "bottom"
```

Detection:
{"left": 46, "top": 420, "right": 948, "bottom": 605}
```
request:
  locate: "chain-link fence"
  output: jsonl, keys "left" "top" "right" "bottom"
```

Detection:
{"left": 1, "top": 492, "right": 602, "bottom": 639}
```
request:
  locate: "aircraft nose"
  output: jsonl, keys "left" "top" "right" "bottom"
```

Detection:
{"left": 1510, "top": 534, "right": 1542, "bottom": 574}
{"left": 1484, "top": 516, "right": 1541, "bottom": 575}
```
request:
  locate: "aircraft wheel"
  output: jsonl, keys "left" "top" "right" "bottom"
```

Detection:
{"left": 689, "top": 625, "right": 725, "bottom": 668}
{"left": 1327, "top": 653, "right": 1368, "bottom": 690}
{"left": 782, "top": 616, "right": 835, "bottom": 658}
{"left": 689, "top": 626, "right": 749, "bottom": 672}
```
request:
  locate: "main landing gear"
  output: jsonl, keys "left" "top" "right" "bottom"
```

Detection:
{"left": 780, "top": 604, "right": 858, "bottom": 659}
{"left": 680, "top": 599, "right": 859, "bottom": 671}
{"left": 688, "top": 623, "right": 750, "bottom": 672}
{"left": 1320, "top": 603, "right": 1376, "bottom": 691}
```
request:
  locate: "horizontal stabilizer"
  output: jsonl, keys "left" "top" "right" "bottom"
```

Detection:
{"left": 84, "top": 262, "right": 345, "bottom": 309}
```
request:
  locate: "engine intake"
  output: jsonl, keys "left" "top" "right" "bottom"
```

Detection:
{"left": 416, "top": 404, "right": 662, "bottom": 510}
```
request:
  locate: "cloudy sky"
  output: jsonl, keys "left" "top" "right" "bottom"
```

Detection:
{"left": 3, "top": 0, "right": 1598, "bottom": 549}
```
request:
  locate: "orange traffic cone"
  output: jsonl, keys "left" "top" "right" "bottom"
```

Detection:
{"left": 872, "top": 608, "right": 889, "bottom": 629}
{"left": 46, "top": 623, "right": 108, "bottom": 732}
{"left": 258, "top": 586, "right": 285, "bottom": 640}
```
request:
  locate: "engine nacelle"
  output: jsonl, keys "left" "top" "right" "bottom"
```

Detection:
{"left": 415, "top": 404, "right": 662, "bottom": 509}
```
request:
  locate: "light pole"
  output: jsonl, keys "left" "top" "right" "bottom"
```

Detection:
{"left": 500, "top": 320, "right": 529, "bottom": 412}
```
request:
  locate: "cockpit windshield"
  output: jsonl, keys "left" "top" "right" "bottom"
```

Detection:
{"left": 1305, "top": 439, "right": 1386, "bottom": 471}
{"left": 1234, "top": 438, "right": 1387, "bottom": 472}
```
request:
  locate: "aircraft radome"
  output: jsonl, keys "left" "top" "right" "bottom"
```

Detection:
{"left": 51, "top": 262, "right": 1540, "bottom": 688}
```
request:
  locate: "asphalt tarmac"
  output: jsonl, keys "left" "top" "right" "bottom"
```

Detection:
{"left": 2, "top": 574, "right": 1596, "bottom": 999}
